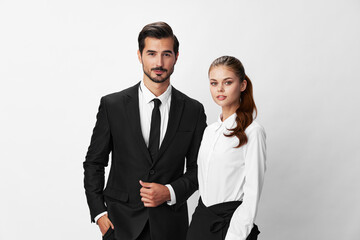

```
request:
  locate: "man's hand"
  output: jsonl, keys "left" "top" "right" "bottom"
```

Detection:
{"left": 139, "top": 180, "right": 171, "bottom": 207}
{"left": 97, "top": 214, "right": 114, "bottom": 236}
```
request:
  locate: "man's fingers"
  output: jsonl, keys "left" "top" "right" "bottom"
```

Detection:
{"left": 141, "top": 197, "right": 152, "bottom": 203}
{"left": 100, "top": 224, "right": 110, "bottom": 236}
{"left": 98, "top": 214, "right": 114, "bottom": 235}
{"left": 139, "top": 180, "right": 152, "bottom": 188}
{"left": 139, "top": 181, "right": 165, "bottom": 208}
{"left": 109, "top": 220, "right": 114, "bottom": 230}
{"left": 140, "top": 192, "right": 152, "bottom": 199}
{"left": 141, "top": 197, "right": 161, "bottom": 207}
{"left": 143, "top": 202, "right": 155, "bottom": 207}
{"left": 140, "top": 187, "right": 153, "bottom": 195}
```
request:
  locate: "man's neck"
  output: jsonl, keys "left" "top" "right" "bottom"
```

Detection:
{"left": 143, "top": 77, "right": 170, "bottom": 97}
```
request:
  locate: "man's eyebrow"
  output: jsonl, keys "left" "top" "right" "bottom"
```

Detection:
{"left": 146, "top": 50, "right": 157, "bottom": 53}
{"left": 163, "top": 50, "right": 173, "bottom": 54}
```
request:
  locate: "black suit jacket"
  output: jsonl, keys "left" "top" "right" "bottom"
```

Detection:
{"left": 84, "top": 82, "right": 207, "bottom": 240}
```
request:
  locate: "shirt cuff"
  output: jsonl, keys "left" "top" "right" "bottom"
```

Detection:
{"left": 94, "top": 211, "right": 107, "bottom": 224}
{"left": 225, "top": 231, "right": 242, "bottom": 240}
{"left": 165, "top": 184, "right": 176, "bottom": 205}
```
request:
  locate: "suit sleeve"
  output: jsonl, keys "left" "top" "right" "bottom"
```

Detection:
{"left": 83, "top": 97, "right": 112, "bottom": 222}
{"left": 170, "top": 103, "right": 207, "bottom": 209}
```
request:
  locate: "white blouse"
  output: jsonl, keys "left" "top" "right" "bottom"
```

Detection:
{"left": 197, "top": 113, "right": 266, "bottom": 240}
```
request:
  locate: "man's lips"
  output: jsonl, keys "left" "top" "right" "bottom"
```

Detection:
{"left": 152, "top": 68, "right": 167, "bottom": 75}
{"left": 217, "top": 95, "right": 227, "bottom": 100}
{"left": 153, "top": 70, "right": 165, "bottom": 75}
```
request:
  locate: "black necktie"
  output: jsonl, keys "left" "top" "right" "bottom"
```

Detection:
{"left": 148, "top": 98, "right": 161, "bottom": 161}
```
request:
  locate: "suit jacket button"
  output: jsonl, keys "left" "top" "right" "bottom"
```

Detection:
{"left": 150, "top": 169, "right": 155, "bottom": 175}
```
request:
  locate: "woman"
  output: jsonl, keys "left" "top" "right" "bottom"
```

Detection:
{"left": 187, "top": 56, "right": 266, "bottom": 240}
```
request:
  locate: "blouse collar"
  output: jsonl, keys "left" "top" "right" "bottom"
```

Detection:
{"left": 216, "top": 112, "right": 237, "bottom": 130}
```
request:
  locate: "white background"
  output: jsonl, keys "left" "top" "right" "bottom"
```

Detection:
{"left": 1, "top": 0, "right": 359, "bottom": 239}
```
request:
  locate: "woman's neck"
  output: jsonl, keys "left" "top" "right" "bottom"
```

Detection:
{"left": 221, "top": 105, "right": 239, "bottom": 121}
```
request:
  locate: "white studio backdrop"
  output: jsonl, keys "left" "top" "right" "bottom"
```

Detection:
{"left": 1, "top": 0, "right": 359, "bottom": 239}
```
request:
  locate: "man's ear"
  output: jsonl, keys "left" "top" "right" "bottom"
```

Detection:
{"left": 137, "top": 50, "right": 142, "bottom": 63}
{"left": 174, "top": 52, "right": 179, "bottom": 64}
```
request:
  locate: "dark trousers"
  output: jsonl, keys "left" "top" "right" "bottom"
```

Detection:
{"left": 102, "top": 221, "right": 151, "bottom": 240}
{"left": 102, "top": 227, "right": 114, "bottom": 240}
{"left": 137, "top": 221, "right": 151, "bottom": 240}
{"left": 187, "top": 198, "right": 260, "bottom": 240}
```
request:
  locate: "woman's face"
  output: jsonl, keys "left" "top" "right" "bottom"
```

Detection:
{"left": 209, "top": 66, "right": 247, "bottom": 110}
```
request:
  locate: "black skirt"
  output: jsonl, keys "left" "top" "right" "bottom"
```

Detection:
{"left": 187, "top": 198, "right": 260, "bottom": 240}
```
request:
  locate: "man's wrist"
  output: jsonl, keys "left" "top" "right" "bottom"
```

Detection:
{"left": 165, "top": 184, "right": 177, "bottom": 205}
{"left": 94, "top": 211, "right": 108, "bottom": 224}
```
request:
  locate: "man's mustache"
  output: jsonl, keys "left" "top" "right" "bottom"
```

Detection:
{"left": 151, "top": 67, "right": 167, "bottom": 72}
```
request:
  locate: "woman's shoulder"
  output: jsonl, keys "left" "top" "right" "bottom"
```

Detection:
{"left": 204, "top": 121, "right": 220, "bottom": 132}
{"left": 245, "top": 120, "right": 266, "bottom": 137}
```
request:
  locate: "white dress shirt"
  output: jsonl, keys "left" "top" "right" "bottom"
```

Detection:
{"left": 138, "top": 81, "right": 171, "bottom": 149}
{"left": 197, "top": 113, "right": 266, "bottom": 240}
{"left": 94, "top": 81, "right": 177, "bottom": 223}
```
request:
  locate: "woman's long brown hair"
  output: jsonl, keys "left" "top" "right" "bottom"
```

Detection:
{"left": 209, "top": 56, "right": 257, "bottom": 148}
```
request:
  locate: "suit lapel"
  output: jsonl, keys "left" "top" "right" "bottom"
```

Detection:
{"left": 125, "top": 82, "right": 152, "bottom": 164}
{"left": 156, "top": 87, "right": 184, "bottom": 162}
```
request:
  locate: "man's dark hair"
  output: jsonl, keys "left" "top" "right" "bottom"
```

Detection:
{"left": 138, "top": 21, "right": 179, "bottom": 55}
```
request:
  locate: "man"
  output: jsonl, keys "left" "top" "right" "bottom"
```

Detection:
{"left": 84, "top": 22, "right": 207, "bottom": 240}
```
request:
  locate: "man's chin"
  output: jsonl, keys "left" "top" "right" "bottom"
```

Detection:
{"left": 150, "top": 76, "right": 168, "bottom": 83}
{"left": 143, "top": 70, "right": 171, "bottom": 83}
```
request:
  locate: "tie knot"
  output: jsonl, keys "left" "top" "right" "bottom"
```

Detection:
{"left": 153, "top": 98, "right": 161, "bottom": 108}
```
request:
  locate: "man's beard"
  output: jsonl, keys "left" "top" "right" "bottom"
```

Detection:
{"left": 143, "top": 66, "right": 174, "bottom": 83}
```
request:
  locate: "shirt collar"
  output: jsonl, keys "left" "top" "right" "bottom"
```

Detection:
{"left": 217, "top": 112, "right": 237, "bottom": 130}
{"left": 140, "top": 80, "right": 172, "bottom": 104}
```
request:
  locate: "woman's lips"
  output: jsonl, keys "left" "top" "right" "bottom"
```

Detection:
{"left": 217, "top": 95, "right": 226, "bottom": 100}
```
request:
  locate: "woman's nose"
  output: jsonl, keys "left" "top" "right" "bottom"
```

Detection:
{"left": 217, "top": 85, "right": 224, "bottom": 92}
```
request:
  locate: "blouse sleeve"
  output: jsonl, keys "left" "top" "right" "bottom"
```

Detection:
{"left": 225, "top": 126, "right": 267, "bottom": 240}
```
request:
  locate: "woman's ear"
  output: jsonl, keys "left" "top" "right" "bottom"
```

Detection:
{"left": 240, "top": 79, "right": 247, "bottom": 92}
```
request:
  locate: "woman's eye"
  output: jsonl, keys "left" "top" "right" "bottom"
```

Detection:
{"left": 210, "top": 82, "right": 217, "bottom": 86}
{"left": 225, "top": 81, "right": 232, "bottom": 85}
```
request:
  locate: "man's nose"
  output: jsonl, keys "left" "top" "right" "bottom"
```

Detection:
{"left": 156, "top": 55, "right": 163, "bottom": 67}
